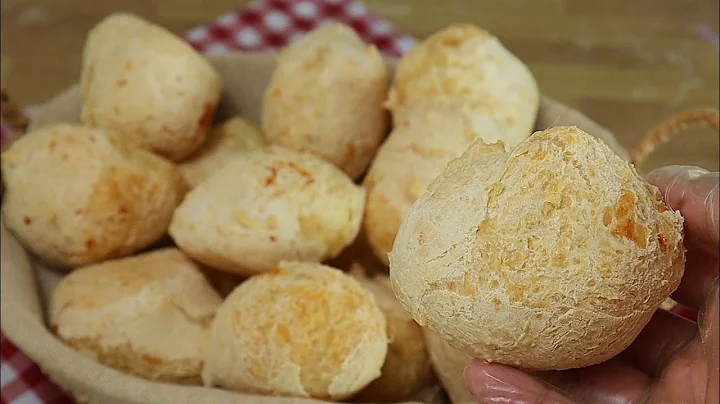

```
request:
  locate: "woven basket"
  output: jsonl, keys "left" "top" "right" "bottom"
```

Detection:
{"left": 1, "top": 51, "right": 718, "bottom": 404}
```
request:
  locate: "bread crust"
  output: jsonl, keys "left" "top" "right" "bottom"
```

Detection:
{"left": 364, "top": 23, "right": 539, "bottom": 265}
{"left": 80, "top": 13, "right": 223, "bottom": 161}
{"left": 262, "top": 23, "right": 390, "bottom": 179}
{"left": 386, "top": 23, "right": 539, "bottom": 149}
{"left": 49, "top": 248, "right": 222, "bottom": 384}
{"left": 202, "top": 261, "right": 388, "bottom": 400}
{"left": 390, "top": 126, "right": 686, "bottom": 371}
{"left": 178, "top": 117, "right": 267, "bottom": 188}
{"left": 363, "top": 102, "right": 481, "bottom": 265}
{"left": 1, "top": 123, "right": 187, "bottom": 269}
{"left": 169, "top": 146, "right": 365, "bottom": 276}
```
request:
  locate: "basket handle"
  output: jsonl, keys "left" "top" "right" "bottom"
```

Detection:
{"left": 630, "top": 108, "right": 720, "bottom": 167}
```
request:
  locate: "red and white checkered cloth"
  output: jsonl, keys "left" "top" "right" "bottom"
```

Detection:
{"left": 0, "top": 1, "right": 414, "bottom": 403}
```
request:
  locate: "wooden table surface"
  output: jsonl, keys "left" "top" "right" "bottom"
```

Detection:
{"left": 2, "top": 0, "right": 718, "bottom": 172}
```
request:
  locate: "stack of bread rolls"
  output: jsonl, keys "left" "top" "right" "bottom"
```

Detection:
{"left": 0, "top": 12, "right": 685, "bottom": 404}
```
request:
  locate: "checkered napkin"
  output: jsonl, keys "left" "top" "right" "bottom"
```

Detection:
{"left": 0, "top": 1, "right": 414, "bottom": 402}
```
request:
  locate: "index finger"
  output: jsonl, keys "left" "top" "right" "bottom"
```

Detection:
{"left": 646, "top": 165, "right": 719, "bottom": 255}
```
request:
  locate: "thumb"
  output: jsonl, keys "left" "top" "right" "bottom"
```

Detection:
{"left": 646, "top": 165, "right": 719, "bottom": 255}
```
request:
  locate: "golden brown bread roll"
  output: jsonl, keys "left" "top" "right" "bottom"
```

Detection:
{"left": 80, "top": 13, "right": 223, "bottom": 161}
{"left": 350, "top": 265, "right": 434, "bottom": 403}
{"left": 390, "top": 126, "right": 685, "bottom": 371}
{"left": 363, "top": 101, "right": 480, "bottom": 265}
{"left": 178, "top": 117, "right": 267, "bottom": 188}
{"left": 202, "top": 261, "right": 388, "bottom": 400}
{"left": 169, "top": 145, "right": 365, "bottom": 277}
{"left": 49, "top": 248, "right": 222, "bottom": 384}
{"left": 422, "top": 328, "right": 476, "bottom": 404}
{"left": 262, "top": 23, "right": 390, "bottom": 179}
{"left": 386, "top": 23, "right": 539, "bottom": 149}
{"left": 1, "top": 123, "right": 186, "bottom": 269}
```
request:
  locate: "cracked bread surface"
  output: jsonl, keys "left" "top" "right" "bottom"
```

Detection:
{"left": 390, "top": 126, "right": 685, "bottom": 371}
{"left": 49, "top": 248, "right": 222, "bottom": 384}
{"left": 202, "top": 261, "right": 388, "bottom": 400}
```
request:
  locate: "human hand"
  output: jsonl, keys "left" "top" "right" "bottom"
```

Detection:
{"left": 464, "top": 165, "right": 720, "bottom": 404}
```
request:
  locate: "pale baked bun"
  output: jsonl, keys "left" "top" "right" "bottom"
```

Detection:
{"left": 363, "top": 101, "right": 480, "bottom": 265}
{"left": 80, "top": 13, "right": 223, "bottom": 161}
{"left": 178, "top": 117, "right": 267, "bottom": 188}
{"left": 1, "top": 123, "right": 187, "bottom": 269}
{"left": 202, "top": 261, "right": 388, "bottom": 400}
{"left": 49, "top": 248, "right": 223, "bottom": 384}
{"left": 386, "top": 23, "right": 538, "bottom": 149}
{"left": 169, "top": 145, "right": 365, "bottom": 276}
{"left": 422, "top": 328, "right": 476, "bottom": 404}
{"left": 262, "top": 23, "right": 390, "bottom": 179}
{"left": 350, "top": 265, "right": 434, "bottom": 403}
{"left": 390, "top": 126, "right": 686, "bottom": 371}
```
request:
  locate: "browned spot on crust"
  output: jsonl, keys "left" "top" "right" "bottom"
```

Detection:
{"left": 269, "top": 236, "right": 278, "bottom": 242}
{"left": 161, "top": 125, "right": 172, "bottom": 133}
{"left": 286, "top": 161, "right": 315, "bottom": 186}
{"left": 141, "top": 353, "right": 162, "bottom": 365}
{"left": 607, "top": 189, "right": 649, "bottom": 248}
{"left": 506, "top": 283, "right": 526, "bottom": 305}
{"left": 112, "top": 106, "right": 121, "bottom": 115}
{"left": 85, "top": 237, "right": 96, "bottom": 250}
{"left": 276, "top": 324, "right": 292, "bottom": 344}
{"left": 116, "top": 79, "right": 127, "bottom": 87}
{"left": 532, "top": 147, "right": 546, "bottom": 160}
{"left": 50, "top": 324, "right": 59, "bottom": 334}
{"left": 48, "top": 140, "right": 57, "bottom": 151}
{"left": 658, "top": 234, "right": 668, "bottom": 252}
{"left": 124, "top": 61, "right": 133, "bottom": 71}
{"left": 345, "top": 144, "right": 356, "bottom": 159}
{"left": 198, "top": 103, "right": 215, "bottom": 133}
{"left": 75, "top": 209, "right": 86, "bottom": 215}
{"left": 23, "top": 216, "right": 32, "bottom": 225}
{"left": 265, "top": 166, "right": 278, "bottom": 186}
{"left": 491, "top": 297, "right": 501, "bottom": 308}
{"left": 263, "top": 268, "right": 286, "bottom": 277}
